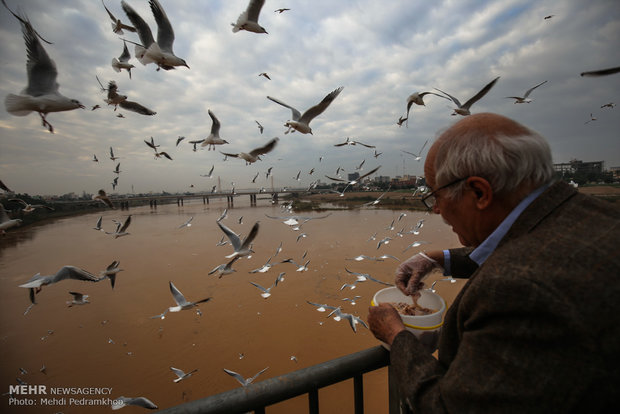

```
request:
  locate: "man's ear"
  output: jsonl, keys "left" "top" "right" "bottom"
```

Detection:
{"left": 466, "top": 176, "right": 493, "bottom": 209}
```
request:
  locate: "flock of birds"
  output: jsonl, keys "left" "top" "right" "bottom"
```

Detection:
{"left": 2, "top": 0, "right": 619, "bottom": 410}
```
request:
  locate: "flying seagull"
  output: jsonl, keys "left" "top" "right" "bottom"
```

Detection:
{"left": 255, "top": 120, "right": 264, "bottom": 133}
{"left": 223, "top": 367, "right": 269, "bottom": 387}
{"left": 19, "top": 266, "right": 100, "bottom": 292}
{"left": 505, "top": 80, "right": 547, "bottom": 103}
{"left": 119, "top": 99, "right": 156, "bottom": 116}
{"left": 111, "top": 396, "right": 158, "bottom": 410}
{"left": 435, "top": 76, "right": 500, "bottom": 116}
{"left": 93, "top": 189, "right": 115, "bottom": 209}
{"left": 325, "top": 165, "right": 381, "bottom": 186}
{"left": 404, "top": 91, "right": 450, "bottom": 124}
{"left": 121, "top": 0, "right": 189, "bottom": 70}
{"left": 9, "top": 198, "right": 54, "bottom": 213}
{"left": 401, "top": 139, "right": 429, "bottom": 161}
{"left": 3, "top": 3, "right": 84, "bottom": 133}
{"left": 580, "top": 66, "right": 620, "bottom": 77}
{"left": 232, "top": 0, "right": 268, "bottom": 34}
{"left": 334, "top": 137, "right": 375, "bottom": 148}
{"left": 201, "top": 110, "right": 229, "bottom": 150}
{"left": 102, "top": 0, "right": 136, "bottom": 35}
{"left": 220, "top": 137, "right": 279, "bottom": 165}
{"left": 66, "top": 291, "right": 89, "bottom": 307}
{"left": 0, "top": 204, "right": 22, "bottom": 234}
{"left": 208, "top": 256, "right": 240, "bottom": 278}
{"left": 170, "top": 366, "right": 198, "bottom": 383}
{"left": 258, "top": 72, "right": 271, "bottom": 80}
{"left": 111, "top": 40, "right": 135, "bottom": 79}
{"left": 217, "top": 221, "right": 260, "bottom": 259}
{"left": 99, "top": 260, "right": 123, "bottom": 289}
{"left": 267, "top": 86, "right": 344, "bottom": 134}
{"left": 167, "top": 281, "right": 211, "bottom": 313}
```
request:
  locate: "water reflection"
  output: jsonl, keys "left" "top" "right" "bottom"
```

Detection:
{"left": 0, "top": 198, "right": 463, "bottom": 413}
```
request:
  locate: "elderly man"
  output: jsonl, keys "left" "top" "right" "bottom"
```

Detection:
{"left": 368, "top": 113, "right": 620, "bottom": 413}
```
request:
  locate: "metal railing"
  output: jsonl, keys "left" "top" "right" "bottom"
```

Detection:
{"left": 158, "top": 345, "right": 401, "bottom": 414}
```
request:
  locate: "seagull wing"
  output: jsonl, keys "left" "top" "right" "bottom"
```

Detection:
{"left": 119, "top": 215, "right": 131, "bottom": 233}
{"left": 117, "top": 396, "right": 158, "bottom": 409}
{"left": 325, "top": 175, "right": 345, "bottom": 182}
{"left": 580, "top": 66, "right": 620, "bottom": 77}
{"left": 223, "top": 368, "right": 247, "bottom": 386}
{"left": 250, "top": 281, "right": 269, "bottom": 293}
{"left": 240, "top": 222, "right": 260, "bottom": 250}
{"left": 144, "top": 139, "right": 157, "bottom": 149}
{"left": 119, "top": 100, "right": 156, "bottom": 115}
{"left": 299, "top": 86, "right": 344, "bottom": 124}
{"left": 20, "top": 15, "right": 58, "bottom": 96}
{"left": 433, "top": 88, "right": 461, "bottom": 107}
{"left": 169, "top": 281, "right": 189, "bottom": 306}
{"left": 121, "top": 0, "right": 155, "bottom": 48}
{"left": 217, "top": 221, "right": 242, "bottom": 251}
{"left": 358, "top": 165, "right": 381, "bottom": 181}
{"left": 249, "top": 137, "right": 279, "bottom": 157}
{"left": 249, "top": 367, "right": 269, "bottom": 384}
{"left": 170, "top": 367, "right": 186, "bottom": 379}
{"left": 461, "top": 76, "right": 500, "bottom": 110}
{"left": 246, "top": 0, "right": 266, "bottom": 22}
{"left": 119, "top": 40, "right": 131, "bottom": 62}
{"left": 523, "top": 80, "right": 547, "bottom": 98}
{"left": 149, "top": 0, "right": 175, "bottom": 53}
{"left": 267, "top": 96, "right": 301, "bottom": 121}
{"left": 54, "top": 266, "right": 100, "bottom": 283}
{"left": 208, "top": 110, "right": 221, "bottom": 135}
{"left": 355, "top": 141, "right": 375, "bottom": 148}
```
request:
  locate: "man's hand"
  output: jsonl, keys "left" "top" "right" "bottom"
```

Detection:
{"left": 368, "top": 303, "right": 406, "bottom": 346}
{"left": 395, "top": 252, "right": 440, "bottom": 296}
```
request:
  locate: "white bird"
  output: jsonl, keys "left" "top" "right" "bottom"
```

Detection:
{"left": 120, "top": 0, "right": 189, "bottom": 70}
{"left": 178, "top": 216, "right": 193, "bottom": 228}
{"left": 345, "top": 268, "right": 393, "bottom": 287}
{"left": 505, "top": 80, "right": 547, "bottom": 103}
{"left": 105, "top": 215, "right": 131, "bottom": 238}
{"left": 3, "top": 5, "right": 85, "bottom": 134}
{"left": 231, "top": 0, "right": 268, "bottom": 34}
{"left": 334, "top": 137, "right": 375, "bottom": 148}
{"left": 217, "top": 208, "right": 228, "bottom": 222}
{"left": 404, "top": 91, "right": 450, "bottom": 124}
{"left": 111, "top": 396, "right": 158, "bottom": 410}
{"left": 223, "top": 367, "right": 269, "bottom": 387}
{"left": 93, "top": 189, "right": 115, "bottom": 209}
{"left": 401, "top": 139, "right": 429, "bottom": 161}
{"left": 217, "top": 221, "right": 260, "bottom": 259}
{"left": 249, "top": 256, "right": 273, "bottom": 273}
{"left": 109, "top": 146, "right": 120, "bottom": 161}
{"left": 111, "top": 40, "right": 135, "bottom": 79}
{"left": 307, "top": 301, "right": 341, "bottom": 314}
{"left": 377, "top": 237, "right": 392, "bottom": 249}
{"left": 267, "top": 86, "right": 344, "bottom": 134}
{"left": 281, "top": 258, "right": 310, "bottom": 272}
{"left": 208, "top": 256, "right": 240, "bottom": 278}
{"left": 403, "top": 241, "right": 430, "bottom": 252}
{"left": 19, "top": 265, "right": 100, "bottom": 291}
{"left": 200, "top": 165, "right": 215, "bottom": 178}
{"left": 328, "top": 308, "right": 369, "bottom": 333}
{"left": 66, "top": 291, "right": 89, "bottom": 307}
{"left": 102, "top": 0, "right": 136, "bottom": 35}
{"left": 249, "top": 281, "right": 275, "bottom": 298}
{"left": 201, "top": 110, "right": 229, "bottom": 150}
{"left": 167, "top": 281, "right": 211, "bottom": 313}
{"left": 170, "top": 366, "right": 198, "bottom": 383}
{"left": 150, "top": 309, "right": 168, "bottom": 320}
{"left": 220, "top": 137, "right": 279, "bottom": 165}
{"left": 255, "top": 120, "right": 264, "bottom": 133}
{"left": 342, "top": 296, "right": 362, "bottom": 305}
{"left": 325, "top": 165, "right": 381, "bottom": 186}
{"left": 435, "top": 76, "right": 500, "bottom": 116}
{"left": 9, "top": 198, "right": 54, "bottom": 213}
{"left": 99, "top": 260, "right": 123, "bottom": 289}
{"left": 93, "top": 216, "right": 104, "bottom": 231}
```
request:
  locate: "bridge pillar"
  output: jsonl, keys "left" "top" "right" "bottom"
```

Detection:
{"left": 203, "top": 196, "right": 209, "bottom": 205}
{"left": 227, "top": 196, "right": 234, "bottom": 207}
{"left": 250, "top": 194, "right": 257, "bottom": 206}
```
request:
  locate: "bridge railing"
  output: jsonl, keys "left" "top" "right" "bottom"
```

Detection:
{"left": 157, "top": 345, "right": 402, "bottom": 414}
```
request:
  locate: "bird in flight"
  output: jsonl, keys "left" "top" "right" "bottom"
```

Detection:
{"left": 267, "top": 86, "right": 344, "bottom": 134}
{"left": 3, "top": 3, "right": 84, "bottom": 133}
{"left": 220, "top": 137, "right": 279, "bottom": 165}
{"left": 505, "top": 80, "right": 547, "bottom": 103}
{"left": 232, "top": 0, "right": 268, "bottom": 34}
{"left": 435, "top": 76, "right": 500, "bottom": 116}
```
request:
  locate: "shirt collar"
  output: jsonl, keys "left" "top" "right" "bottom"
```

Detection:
{"left": 469, "top": 183, "right": 550, "bottom": 266}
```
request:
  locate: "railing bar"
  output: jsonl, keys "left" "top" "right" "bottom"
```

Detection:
{"left": 354, "top": 374, "right": 364, "bottom": 414}
{"left": 254, "top": 407, "right": 266, "bottom": 414}
{"left": 309, "top": 389, "right": 319, "bottom": 414}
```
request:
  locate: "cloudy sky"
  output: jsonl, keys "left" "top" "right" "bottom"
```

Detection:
{"left": 0, "top": 0, "right": 618, "bottom": 196}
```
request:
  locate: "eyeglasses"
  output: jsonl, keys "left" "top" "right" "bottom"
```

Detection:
{"left": 421, "top": 177, "right": 468, "bottom": 210}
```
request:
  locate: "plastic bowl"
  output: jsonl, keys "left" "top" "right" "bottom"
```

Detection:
{"left": 371, "top": 286, "right": 446, "bottom": 351}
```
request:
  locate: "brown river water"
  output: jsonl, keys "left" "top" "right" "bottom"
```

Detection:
{"left": 0, "top": 197, "right": 464, "bottom": 413}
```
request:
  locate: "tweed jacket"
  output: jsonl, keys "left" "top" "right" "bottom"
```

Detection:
{"left": 390, "top": 181, "right": 620, "bottom": 413}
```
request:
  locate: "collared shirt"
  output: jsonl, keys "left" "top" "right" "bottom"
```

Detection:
{"left": 443, "top": 183, "right": 550, "bottom": 275}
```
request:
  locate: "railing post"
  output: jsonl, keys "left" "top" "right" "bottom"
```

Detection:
{"left": 309, "top": 389, "right": 319, "bottom": 414}
{"left": 354, "top": 374, "right": 364, "bottom": 414}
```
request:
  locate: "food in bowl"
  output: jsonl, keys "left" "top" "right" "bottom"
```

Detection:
{"left": 389, "top": 301, "right": 436, "bottom": 316}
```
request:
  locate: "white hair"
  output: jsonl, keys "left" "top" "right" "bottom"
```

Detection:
{"left": 434, "top": 129, "right": 555, "bottom": 200}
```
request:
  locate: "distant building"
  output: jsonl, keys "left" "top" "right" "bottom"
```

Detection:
{"left": 610, "top": 166, "right": 620, "bottom": 180}
{"left": 554, "top": 159, "right": 604, "bottom": 175}
{"left": 374, "top": 175, "right": 391, "bottom": 184}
